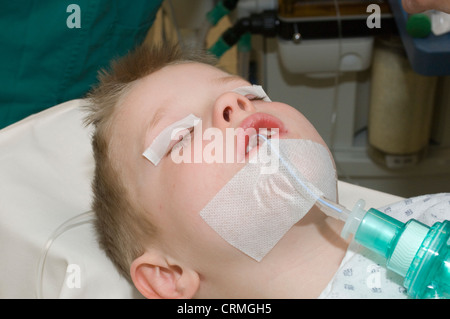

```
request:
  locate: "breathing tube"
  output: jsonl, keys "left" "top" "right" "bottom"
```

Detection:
{"left": 35, "top": 210, "right": 96, "bottom": 299}
{"left": 260, "top": 134, "right": 450, "bottom": 299}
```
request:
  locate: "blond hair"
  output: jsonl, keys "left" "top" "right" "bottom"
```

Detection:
{"left": 84, "top": 43, "right": 218, "bottom": 281}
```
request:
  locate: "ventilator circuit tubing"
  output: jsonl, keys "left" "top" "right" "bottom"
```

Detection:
{"left": 258, "top": 134, "right": 351, "bottom": 222}
{"left": 260, "top": 135, "right": 450, "bottom": 299}
{"left": 35, "top": 210, "right": 96, "bottom": 299}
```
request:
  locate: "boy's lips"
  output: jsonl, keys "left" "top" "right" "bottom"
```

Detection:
{"left": 237, "top": 112, "right": 286, "bottom": 159}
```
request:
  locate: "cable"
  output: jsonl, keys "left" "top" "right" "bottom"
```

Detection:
{"left": 208, "top": 10, "right": 279, "bottom": 58}
{"left": 35, "top": 210, "right": 96, "bottom": 299}
{"left": 328, "top": 0, "right": 354, "bottom": 185}
{"left": 329, "top": 0, "right": 342, "bottom": 155}
{"left": 207, "top": 0, "right": 240, "bottom": 27}
{"left": 197, "top": 0, "right": 241, "bottom": 49}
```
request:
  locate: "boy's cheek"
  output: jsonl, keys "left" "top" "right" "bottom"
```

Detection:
{"left": 162, "top": 162, "right": 236, "bottom": 212}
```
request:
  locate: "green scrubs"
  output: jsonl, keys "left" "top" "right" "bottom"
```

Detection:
{"left": 0, "top": 0, "right": 163, "bottom": 129}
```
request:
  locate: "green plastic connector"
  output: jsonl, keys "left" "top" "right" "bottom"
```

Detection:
{"left": 353, "top": 207, "right": 450, "bottom": 298}
{"left": 208, "top": 36, "right": 231, "bottom": 58}
{"left": 406, "top": 13, "right": 432, "bottom": 38}
{"left": 206, "top": 2, "right": 229, "bottom": 26}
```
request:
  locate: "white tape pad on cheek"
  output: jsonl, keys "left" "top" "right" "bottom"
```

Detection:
{"left": 142, "top": 114, "right": 200, "bottom": 166}
{"left": 199, "top": 139, "right": 337, "bottom": 261}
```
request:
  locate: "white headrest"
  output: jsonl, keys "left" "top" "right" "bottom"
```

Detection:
{"left": 0, "top": 99, "right": 141, "bottom": 298}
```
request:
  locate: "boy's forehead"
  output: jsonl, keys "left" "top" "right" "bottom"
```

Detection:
{"left": 123, "top": 62, "right": 245, "bottom": 114}
{"left": 145, "top": 62, "right": 230, "bottom": 84}
{"left": 116, "top": 62, "right": 248, "bottom": 138}
{"left": 123, "top": 63, "right": 228, "bottom": 108}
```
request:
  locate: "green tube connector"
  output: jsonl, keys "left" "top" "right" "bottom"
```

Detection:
{"left": 208, "top": 36, "right": 231, "bottom": 58}
{"left": 406, "top": 13, "right": 432, "bottom": 38}
{"left": 404, "top": 220, "right": 450, "bottom": 299}
{"left": 343, "top": 201, "right": 450, "bottom": 299}
{"left": 238, "top": 32, "right": 252, "bottom": 53}
{"left": 206, "top": 2, "right": 230, "bottom": 26}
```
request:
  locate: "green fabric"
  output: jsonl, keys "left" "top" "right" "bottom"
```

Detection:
{"left": 0, "top": 0, "right": 163, "bottom": 129}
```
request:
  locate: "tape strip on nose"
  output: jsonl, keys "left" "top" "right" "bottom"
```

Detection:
{"left": 232, "top": 85, "right": 271, "bottom": 102}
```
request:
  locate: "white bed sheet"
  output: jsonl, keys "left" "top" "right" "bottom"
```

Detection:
{"left": 0, "top": 99, "right": 403, "bottom": 298}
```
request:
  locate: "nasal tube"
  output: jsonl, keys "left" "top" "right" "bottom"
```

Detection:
{"left": 317, "top": 198, "right": 450, "bottom": 299}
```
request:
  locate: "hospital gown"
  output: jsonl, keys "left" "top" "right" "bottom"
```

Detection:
{"left": 319, "top": 193, "right": 450, "bottom": 299}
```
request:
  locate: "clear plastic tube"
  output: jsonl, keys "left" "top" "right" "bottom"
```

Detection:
{"left": 35, "top": 210, "right": 95, "bottom": 299}
{"left": 259, "top": 134, "right": 352, "bottom": 222}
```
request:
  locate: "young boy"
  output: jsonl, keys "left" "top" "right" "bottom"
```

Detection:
{"left": 84, "top": 43, "right": 449, "bottom": 299}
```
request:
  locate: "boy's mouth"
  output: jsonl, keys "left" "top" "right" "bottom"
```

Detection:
{"left": 238, "top": 113, "right": 286, "bottom": 158}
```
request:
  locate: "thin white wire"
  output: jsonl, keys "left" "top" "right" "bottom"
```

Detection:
{"left": 329, "top": 0, "right": 354, "bottom": 184}
{"left": 35, "top": 210, "right": 96, "bottom": 299}
{"left": 329, "top": 0, "right": 342, "bottom": 153}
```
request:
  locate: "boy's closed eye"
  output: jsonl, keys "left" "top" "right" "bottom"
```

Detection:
{"left": 246, "top": 94, "right": 265, "bottom": 101}
{"left": 232, "top": 85, "right": 271, "bottom": 102}
{"left": 167, "top": 126, "right": 195, "bottom": 156}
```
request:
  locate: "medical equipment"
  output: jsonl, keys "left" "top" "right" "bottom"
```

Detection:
{"left": 368, "top": 36, "right": 437, "bottom": 168}
{"left": 430, "top": 11, "right": 450, "bottom": 36}
{"left": 334, "top": 199, "right": 450, "bottom": 299}
{"left": 167, "top": 0, "right": 450, "bottom": 196}
{"left": 389, "top": 0, "right": 450, "bottom": 75}
{"left": 262, "top": 134, "right": 450, "bottom": 299}
{"left": 408, "top": 10, "right": 450, "bottom": 39}
{"left": 406, "top": 13, "right": 432, "bottom": 38}
{"left": 208, "top": 10, "right": 279, "bottom": 58}
{"left": 242, "top": 0, "right": 450, "bottom": 197}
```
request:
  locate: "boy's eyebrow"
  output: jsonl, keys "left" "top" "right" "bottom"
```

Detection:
{"left": 145, "top": 75, "right": 248, "bottom": 147}
{"left": 145, "top": 105, "right": 167, "bottom": 147}
{"left": 214, "top": 75, "right": 248, "bottom": 86}
{"left": 149, "top": 105, "right": 166, "bottom": 131}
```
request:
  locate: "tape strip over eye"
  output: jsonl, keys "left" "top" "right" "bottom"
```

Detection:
{"left": 142, "top": 114, "right": 201, "bottom": 166}
{"left": 232, "top": 85, "right": 271, "bottom": 102}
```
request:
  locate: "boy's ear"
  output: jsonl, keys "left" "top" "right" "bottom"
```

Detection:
{"left": 130, "top": 250, "right": 200, "bottom": 299}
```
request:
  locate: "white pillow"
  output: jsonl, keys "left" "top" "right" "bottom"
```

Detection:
{"left": 0, "top": 99, "right": 401, "bottom": 298}
{"left": 0, "top": 99, "right": 141, "bottom": 298}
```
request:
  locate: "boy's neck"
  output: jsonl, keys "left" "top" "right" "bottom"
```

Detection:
{"left": 260, "top": 206, "right": 349, "bottom": 298}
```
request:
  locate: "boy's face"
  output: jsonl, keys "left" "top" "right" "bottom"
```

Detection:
{"left": 112, "top": 62, "right": 336, "bottom": 297}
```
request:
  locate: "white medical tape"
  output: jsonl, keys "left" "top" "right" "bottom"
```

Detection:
{"left": 232, "top": 85, "right": 271, "bottom": 102}
{"left": 142, "top": 114, "right": 200, "bottom": 166}
{"left": 200, "top": 139, "right": 337, "bottom": 261}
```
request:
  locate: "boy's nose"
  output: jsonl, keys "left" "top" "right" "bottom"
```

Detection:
{"left": 212, "top": 92, "right": 256, "bottom": 129}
